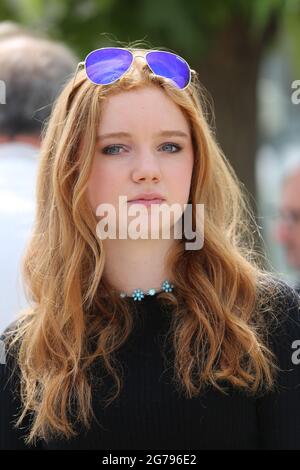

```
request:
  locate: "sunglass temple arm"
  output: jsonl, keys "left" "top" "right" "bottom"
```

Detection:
{"left": 71, "top": 61, "right": 85, "bottom": 90}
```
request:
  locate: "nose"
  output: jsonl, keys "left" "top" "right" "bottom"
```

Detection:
{"left": 131, "top": 151, "right": 162, "bottom": 183}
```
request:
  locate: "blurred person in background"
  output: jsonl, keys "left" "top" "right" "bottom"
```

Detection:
{"left": 0, "top": 25, "right": 78, "bottom": 332}
{"left": 273, "top": 163, "right": 300, "bottom": 293}
{"left": 0, "top": 20, "right": 33, "bottom": 39}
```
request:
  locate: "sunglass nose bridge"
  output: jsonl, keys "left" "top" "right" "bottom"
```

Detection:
{"left": 129, "top": 54, "right": 154, "bottom": 75}
{"left": 131, "top": 54, "right": 150, "bottom": 67}
{"left": 132, "top": 54, "right": 146, "bottom": 59}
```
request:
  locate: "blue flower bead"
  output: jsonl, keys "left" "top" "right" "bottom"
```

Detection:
{"left": 162, "top": 280, "right": 174, "bottom": 293}
{"left": 132, "top": 288, "right": 145, "bottom": 301}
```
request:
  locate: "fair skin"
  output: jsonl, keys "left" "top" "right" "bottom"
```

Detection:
{"left": 273, "top": 168, "right": 300, "bottom": 269}
{"left": 87, "top": 85, "right": 194, "bottom": 295}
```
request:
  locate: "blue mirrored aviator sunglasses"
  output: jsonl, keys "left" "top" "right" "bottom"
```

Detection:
{"left": 76, "top": 47, "right": 196, "bottom": 90}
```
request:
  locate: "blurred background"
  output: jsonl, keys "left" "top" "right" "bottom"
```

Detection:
{"left": 0, "top": 0, "right": 300, "bottom": 293}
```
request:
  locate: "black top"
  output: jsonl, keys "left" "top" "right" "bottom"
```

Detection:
{"left": 1, "top": 279, "right": 300, "bottom": 450}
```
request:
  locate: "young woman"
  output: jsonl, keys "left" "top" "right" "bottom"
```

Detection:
{"left": 1, "top": 45, "right": 300, "bottom": 450}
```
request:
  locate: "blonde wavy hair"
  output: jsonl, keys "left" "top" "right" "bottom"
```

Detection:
{"left": 5, "top": 43, "right": 289, "bottom": 445}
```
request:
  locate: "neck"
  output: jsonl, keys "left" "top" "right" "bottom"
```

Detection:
{"left": 102, "top": 237, "right": 177, "bottom": 295}
{"left": 0, "top": 134, "right": 41, "bottom": 148}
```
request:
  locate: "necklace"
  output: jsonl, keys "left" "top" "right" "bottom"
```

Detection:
{"left": 119, "top": 279, "right": 175, "bottom": 301}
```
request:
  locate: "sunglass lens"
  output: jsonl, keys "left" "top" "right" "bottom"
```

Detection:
{"left": 146, "top": 51, "right": 190, "bottom": 89}
{"left": 85, "top": 48, "right": 133, "bottom": 85}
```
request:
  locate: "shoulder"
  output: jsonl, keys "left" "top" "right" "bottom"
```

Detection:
{"left": 256, "top": 274, "right": 300, "bottom": 330}
{"left": 257, "top": 275, "right": 300, "bottom": 378}
{"left": 255, "top": 277, "right": 300, "bottom": 449}
{"left": 0, "top": 319, "right": 38, "bottom": 450}
{"left": 0, "top": 318, "right": 26, "bottom": 386}
{"left": 266, "top": 275, "right": 300, "bottom": 332}
{"left": 0, "top": 321, "right": 19, "bottom": 381}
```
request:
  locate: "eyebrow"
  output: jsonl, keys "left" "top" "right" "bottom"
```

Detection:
{"left": 98, "top": 130, "right": 189, "bottom": 140}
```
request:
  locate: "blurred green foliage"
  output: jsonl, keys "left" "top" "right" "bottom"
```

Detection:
{"left": 0, "top": 0, "right": 299, "bottom": 65}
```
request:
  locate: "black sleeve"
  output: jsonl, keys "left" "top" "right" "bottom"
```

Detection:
{"left": 256, "top": 282, "right": 300, "bottom": 449}
{"left": 0, "top": 324, "right": 43, "bottom": 450}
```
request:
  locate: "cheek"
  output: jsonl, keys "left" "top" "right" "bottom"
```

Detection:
{"left": 87, "top": 164, "right": 107, "bottom": 212}
{"left": 87, "top": 162, "right": 124, "bottom": 212}
{"left": 169, "top": 158, "right": 193, "bottom": 199}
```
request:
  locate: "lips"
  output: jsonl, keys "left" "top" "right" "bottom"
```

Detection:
{"left": 128, "top": 198, "right": 164, "bottom": 206}
{"left": 128, "top": 193, "right": 165, "bottom": 202}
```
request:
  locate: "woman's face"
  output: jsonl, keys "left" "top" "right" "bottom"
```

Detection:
{"left": 87, "top": 85, "right": 194, "bottom": 239}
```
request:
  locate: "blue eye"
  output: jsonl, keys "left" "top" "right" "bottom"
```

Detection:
{"left": 100, "top": 142, "right": 182, "bottom": 156}
{"left": 101, "top": 145, "right": 125, "bottom": 155}
{"left": 160, "top": 143, "right": 182, "bottom": 153}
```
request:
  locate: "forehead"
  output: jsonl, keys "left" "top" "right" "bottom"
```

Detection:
{"left": 98, "top": 85, "right": 191, "bottom": 133}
